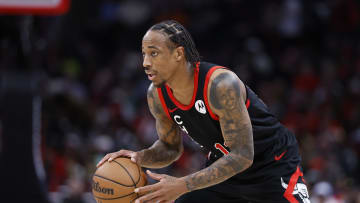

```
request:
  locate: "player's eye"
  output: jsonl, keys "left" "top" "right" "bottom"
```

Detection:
{"left": 151, "top": 51, "right": 158, "bottom": 57}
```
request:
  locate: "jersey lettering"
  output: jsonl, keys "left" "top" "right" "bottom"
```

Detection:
{"left": 174, "top": 115, "right": 189, "bottom": 134}
{"left": 214, "top": 143, "right": 229, "bottom": 155}
{"left": 174, "top": 115, "right": 183, "bottom": 124}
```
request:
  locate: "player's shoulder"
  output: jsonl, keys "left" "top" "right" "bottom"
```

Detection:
{"left": 147, "top": 83, "right": 156, "bottom": 94}
{"left": 147, "top": 83, "right": 160, "bottom": 101}
{"left": 208, "top": 68, "right": 244, "bottom": 89}
{"left": 206, "top": 66, "right": 247, "bottom": 104}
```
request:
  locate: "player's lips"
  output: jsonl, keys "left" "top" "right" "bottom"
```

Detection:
{"left": 147, "top": 74, "right": 156, "bottom": 80}
{"left": 145, "top": 72, "right": 156, "bottom": 80}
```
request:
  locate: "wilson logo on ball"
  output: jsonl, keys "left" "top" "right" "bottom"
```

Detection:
{"left": 92, "top": 181, "right": 114, "bottom": 195}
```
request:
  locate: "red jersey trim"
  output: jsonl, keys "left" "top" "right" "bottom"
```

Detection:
{"left": 165, "top": 64, "right": 200, "bottom": 111}
{"left": 283, "top": 166, "right": 303, "bottom": 203}
{"left": 203, "top": 66, "right": 224, "bottom": 120}
{"left": 157, "top": 88, "right": 172, "bottom": 121}
{"left": 246, "top": 99, "right": 250, "bottom": 109}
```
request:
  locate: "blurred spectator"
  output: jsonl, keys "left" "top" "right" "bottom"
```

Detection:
{"left": 0, "top": 0, "right": 360, "bottom": 202}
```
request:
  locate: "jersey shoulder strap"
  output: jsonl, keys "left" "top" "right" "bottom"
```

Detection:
{"left": 198, "top": 62, "right": 226, "bottom": 120}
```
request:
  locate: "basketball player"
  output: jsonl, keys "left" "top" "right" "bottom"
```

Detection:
{"left": 97, "top": 20, "right": 310, "bottom": 203}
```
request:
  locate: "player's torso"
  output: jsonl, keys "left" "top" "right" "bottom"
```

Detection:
{"left": 157, "top": 62, "right": 227, "bottom": 158}
{"left": 157, "top": 62, "right": 299, "bottom": 178}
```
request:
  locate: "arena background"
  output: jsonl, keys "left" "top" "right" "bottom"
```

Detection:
{"left": 0, "top": 0, "right": 360, "bottom": 202}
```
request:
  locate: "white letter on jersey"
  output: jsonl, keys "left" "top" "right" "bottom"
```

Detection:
{"left": 195, "top": 100, "right": 206, "bottom": 114}
{"left": 174, "top": 115, "right": 183, "bottom": 124}
{"left": 173, "top": 115, "right": 189, "bottom": 134}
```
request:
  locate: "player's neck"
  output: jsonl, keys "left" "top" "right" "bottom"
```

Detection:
{"left": 166, "top": 62, "right": 195, "bottom": 104}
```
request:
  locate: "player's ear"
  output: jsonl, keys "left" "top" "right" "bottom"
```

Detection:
{"left": 174, "top": 46, "right": 185, "bottom": 62}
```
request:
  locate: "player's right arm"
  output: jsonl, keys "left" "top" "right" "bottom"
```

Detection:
{"left": 138, "top": 83, "right": 183, "bottom": 168}
{"left": 97, "top": 84, "right": 183, "bottom": 169}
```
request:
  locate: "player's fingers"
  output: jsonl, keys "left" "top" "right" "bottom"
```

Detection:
{"left": 134, "top": 184, "right": 159, "bottom": 195}
{"left": 134, "top": 190, "right": 162, "bottom": 203}
{"left": 144, "top": 195, "right": 166, "bottom": 203}
{"left": 132, "top": 151, "right": 146, "bottom": 165}
{"left": 97, "top": 150, "right": 136, "bottom": 167}
{"left": 96, "top": 154, "right": 111, "bottom": 167}
{"left": 108, "top": 152, "right": 121, "bottom": 162}
{"left": 129, "top": 152, "right": 140, "bottom": 163}
{"left": 118, "top": 149, "right": 133, "bottom": 156}
{"left": 159, "top": 200, "right": 172, "bottom": 203}
{"left": 108, "top": 150, "right": 132, "bottom": 162}
{"left": 146, "top": 170, "right": 165, "bottom": 181}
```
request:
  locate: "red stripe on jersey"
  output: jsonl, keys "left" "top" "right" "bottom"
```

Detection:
{"left": 246, "top": 99, "right": 250, "bottom": 109}
{"left": 283, "top": 166, "right": 303, "bottom": 203}
{"left": 203, "top": 66, "right": 224, "bottom": 121}
{"left": 165, "top": 64, "right": 199, "bottom": 111}
{"left": 157, "top": 88, "right": 172, "bottom": 121}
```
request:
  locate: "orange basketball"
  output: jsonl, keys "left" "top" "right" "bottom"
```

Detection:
{"left": 92, "top": 157, "right": 147, "bottom": 203}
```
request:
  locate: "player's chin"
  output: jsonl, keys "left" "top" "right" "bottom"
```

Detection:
{"left": 152, "top": 80, "right": 165, "bottom": 88}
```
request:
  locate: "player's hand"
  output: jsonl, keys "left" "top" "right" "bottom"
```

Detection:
{"left": 134, "top": 170, "right": 188, "bottom": 203}
{"left": 96, "top": 149, "right": 142, "bottom": 168}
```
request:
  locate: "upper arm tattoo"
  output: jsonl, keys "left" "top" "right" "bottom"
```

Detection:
{"left": 209, "top": 72, "right": 253, "bottom": 160}
{"left": 210, "top": 73, "right": 240, "bottom": 110}
{"left": 183, "top": 72, "right": 254, "bottom": 191}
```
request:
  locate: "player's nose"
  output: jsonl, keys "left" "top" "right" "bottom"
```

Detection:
{"left": 143, "top": 55, "right": 151, "bottom": 68}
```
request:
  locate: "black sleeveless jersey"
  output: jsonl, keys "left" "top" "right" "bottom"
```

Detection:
{"left": 157, "top": 61, "right": 299, "bottom": 181}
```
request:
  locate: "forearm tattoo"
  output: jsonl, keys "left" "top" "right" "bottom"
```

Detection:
{"left": 185, "top": 72, "right": 254, "bottom": 191}
{"left": 141, "top": 84, "right": 182, "bottom": 168}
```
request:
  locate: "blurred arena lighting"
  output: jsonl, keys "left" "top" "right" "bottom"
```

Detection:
{"left": 0, "top": 0, "right": 70, "bottom": 15}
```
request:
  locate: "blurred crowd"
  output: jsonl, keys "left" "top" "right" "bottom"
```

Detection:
{"left": 1, "top": 0, "right": 360, "bottom": 202}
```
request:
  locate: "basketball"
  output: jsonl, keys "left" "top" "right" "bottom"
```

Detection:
{"left": 92, "top": 157, "right": 147, "bottom": 203}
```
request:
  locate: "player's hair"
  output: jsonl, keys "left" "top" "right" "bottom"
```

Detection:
{"left": 149, "top": 20, "right": 201, "bottom": 68}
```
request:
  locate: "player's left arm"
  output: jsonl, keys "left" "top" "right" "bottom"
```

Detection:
{"left": 183, "top": 69, "right": 254, "bottom": 191}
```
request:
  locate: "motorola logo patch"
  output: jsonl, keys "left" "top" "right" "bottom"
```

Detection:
{"left": 195, "top": 100, "right": 206, "bottom": 114}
